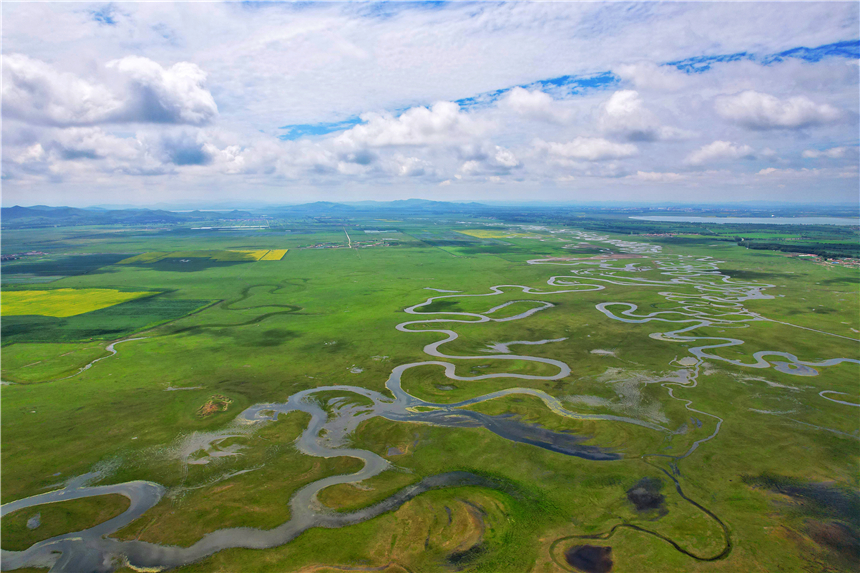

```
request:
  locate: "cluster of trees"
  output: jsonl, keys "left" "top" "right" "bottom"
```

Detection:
{"left": 737, "top": 240, "right": 859, "bottom": 259}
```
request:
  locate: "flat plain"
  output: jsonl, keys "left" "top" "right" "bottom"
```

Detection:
{"left": 1, "top": 212, "right": 858, "bottom": 573}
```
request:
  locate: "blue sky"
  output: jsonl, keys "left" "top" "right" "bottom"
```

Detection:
{"left": 2, "top": 2, "right": 858, "bottom": 206}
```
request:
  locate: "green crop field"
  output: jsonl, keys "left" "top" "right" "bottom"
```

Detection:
{"left": 1, "top": 212, "right": 857, "bottom": 573}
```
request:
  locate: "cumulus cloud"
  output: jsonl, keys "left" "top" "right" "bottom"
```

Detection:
{"left": 492, "top": 146, "right": 519, "bottom": 168}
{"left": 13, "top": 143, "right": 46, "bottom": 164}
{"left": 498, "top": 87, "right": 570, "bottom": 123}
{"left": 714, "top": 90, "right": 841, "bottom": 130}
{"left": 6, "top": 127, "right": 176, "bottom": 178}
{"left": 2, "top": 54, "right": 217, "bottom": 127}
{"left": 456, "top": 145, "right": 519, "bottom": 177}
{"left": 3, "top": 54, "right": 123, "bottom": 126}
{"left": 536, "top": 137, "right": 638, "bottom": 161}
{"left": 598, "top": 90, "right": 690, "bottom": 141}
{"left": 156, "top": 131, "right": 212, "bottom": 166}
{"left": 106, "top": 56, "right": 218, "bottom": 125}
{"left": 615, "top": 62, "right": 688, "bottom": 91}
{"left": 2, "top": 3, "right": 858, "bottom": 204}
{"left": 335, "top": 102, "right": 488, "bottom": 150}
{"left": 685, "top": 140, "right": 755, "bottom": 166}
{"left": 50, "top": 127, "right": 141, "bottom": 162}
{"left": 392, "top": 155, "right": 432, "bottom": 177}
{"left": 802, "top": 146, "right": 848, "bottom": 159}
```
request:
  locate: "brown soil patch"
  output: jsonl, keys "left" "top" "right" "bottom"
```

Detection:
{"left": 807, "top": 520, "right": 860, "bottom": 561}
{"left": 196, "top": 394, "right": 233, "bottom": 417}
{"left": 209, "top": 483, "right": 235, "bottom": 495}
{"left": 294, "top": 563, "right": 409, "bottom": 573}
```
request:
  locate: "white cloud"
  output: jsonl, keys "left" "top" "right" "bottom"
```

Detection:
{"left": 392, "top": 155, "right": 431, "bottom": 177}
{"left": 13, "top": 143, "right": 46, "bottom": 164}
{"left": 756, "top": 167, "right": 826, "bottom": 177}
{"left": 456, "top": 145, "right": 519, "bottom": 177}
{"left": 498, "top": 87, "right": 570, "bottom": 123}
{"left": 51, "top": 127, "right": 142, "bottom": 162}
{"left": 2, "top": 54, "right": 122, "bottom": 126}
{"left": 630, "top": 171, "right": 684, "bottom": 182}
{"left": 106, "top": 56, "right": 218, "bottom": 125}
{"left": 2, "top": 54, "right": 217, "bottom": 127}
{"left": 598, "top": 90, "right": 656, "bottom": 139}
{"left": 458, "top": 160, "right": 481, "bottom": 176}
{"left": 536, "top": 137, "right": 638, "bottom": 161}
{"left": 1, "top": 3, "right": 857, "bottom": 205}
{"left": 336, "top": 161, "right": 370, "bottom": 176}
{"left": 802, "top": 146, "right": 848, "bottom": 159}
{"left": 615, "top": 62, "right": 688, "bottom": 91}
{"left": 598, "top": 90, "right": 690, "bottom": 141}
{"left": 335, "top": 102, "right": 488, "bottom": 149}
{"left": 714, "top": 90, "right": 841, "bottom": 130}
{"left": 492, "top": 146, "right": 519, "bottom": 168}
{"left": 685, "top": 140, "right": 755, "bottom": 165}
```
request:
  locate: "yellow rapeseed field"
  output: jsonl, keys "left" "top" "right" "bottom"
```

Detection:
{"left": 118, "top": 249, "right": 289, "bottom": 264}
{"left": 260, "top": 249, "right": 289, "bottom": 261}
{"left": 225, "top": 250, "right": 270, "bottom": 261}
{"left": 2, "top": 289, "right": 157, "bottom": 318}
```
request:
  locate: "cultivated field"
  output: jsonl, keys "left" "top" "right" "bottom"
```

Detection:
{"left": 2, "top": 288, "right": 156, "bottom": 317}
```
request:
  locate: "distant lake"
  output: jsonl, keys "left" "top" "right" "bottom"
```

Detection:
{"left": 629, "top": 216, "right": 860, "bottom": 226}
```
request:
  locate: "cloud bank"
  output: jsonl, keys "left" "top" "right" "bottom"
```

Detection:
{"left": 2, "top": 2, "right": 857, "bottom": 205}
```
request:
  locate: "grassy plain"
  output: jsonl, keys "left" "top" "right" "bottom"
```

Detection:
{"left": 1, "top": 494, "right": 129, "bottom": 551}
{"left": 1, "top": 216, "right": 857, "bottom": 572}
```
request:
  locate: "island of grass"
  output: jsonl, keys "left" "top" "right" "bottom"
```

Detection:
{"left": 1, "top": 494, "right": 130, "bottom": 551}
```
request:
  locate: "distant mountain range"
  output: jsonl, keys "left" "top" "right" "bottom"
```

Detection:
{"left": 1, "top": 205, "right": 255, "bottom": 228}
{"left": 2, "top": 200, "right": 857, "bottom": 229}
{"left": 1, "top": 200, "right": 493, "bottom": 228}
{"left": 266, "top": 199, "right": 489, "bottom": 215}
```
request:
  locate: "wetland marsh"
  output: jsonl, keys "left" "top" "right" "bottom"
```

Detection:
{"left": 2, "top": 216, "right": 858, "bottom": 573}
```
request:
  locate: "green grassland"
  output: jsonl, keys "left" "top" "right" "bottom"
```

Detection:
{"left": 113, "top": 411, "right": 364, "bottom": 547}
{"left": 1, "top": 494, "right": 130, "bottom": 551}
{"left": 1, "top": 342, "right": 114, "bottom": 382}
{"left": 1, "top": 217, "right": 857, "bottom": 572}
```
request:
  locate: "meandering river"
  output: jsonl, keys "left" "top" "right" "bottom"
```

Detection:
{"left": 3, "top": 231, "right": 857, "bottom": 572}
